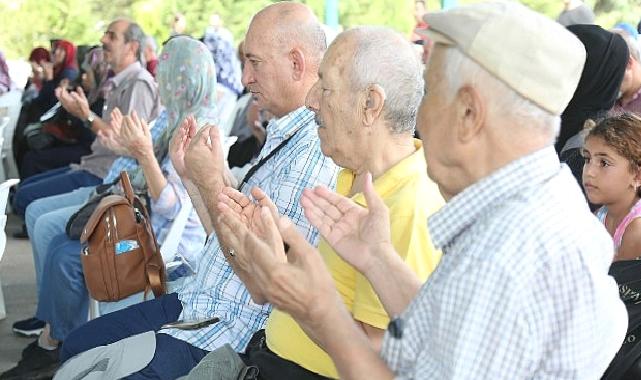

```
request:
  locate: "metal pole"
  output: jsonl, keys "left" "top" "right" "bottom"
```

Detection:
{"left": 441, "top": 0, "right": 456, "bottom": 10}
{"left": 325, "top": 0, "right": 339, "bottom": 28}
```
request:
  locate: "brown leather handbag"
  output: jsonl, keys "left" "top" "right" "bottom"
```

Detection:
{"left": 80, "top": 171, "right": 166, "bottom": 302}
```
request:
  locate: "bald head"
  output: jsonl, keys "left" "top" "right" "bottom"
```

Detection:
{"left": 242, "top": 2, "right": 326, "bottom": 117}
{"left": 250, "top": 2, "right": 326, "bottom": 68}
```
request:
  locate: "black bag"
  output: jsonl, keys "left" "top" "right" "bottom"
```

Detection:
{"left": 23, "top": 122, "right": 56, "bottom": 151}
{"left": 66, "top": 180, "right": 151, "bottom": 240}
{"left": 602, "top": 260, "right": 641, "bottom": 380}
{"left": 23, "top": 102, "right": 81, "bottom": 151}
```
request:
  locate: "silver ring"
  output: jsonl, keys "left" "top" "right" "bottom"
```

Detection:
{"left": 229, "top": 249, "right": 235, "bottom": 257}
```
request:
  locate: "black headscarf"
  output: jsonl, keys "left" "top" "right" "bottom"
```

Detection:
{"left": 556, "top": 24, "right": 628, "bottom": 153}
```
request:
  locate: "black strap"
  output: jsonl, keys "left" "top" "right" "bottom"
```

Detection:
{"left": 240, "top": 130, "right": 299, "bottom": 188}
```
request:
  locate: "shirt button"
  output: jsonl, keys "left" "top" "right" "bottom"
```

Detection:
{"left": 388, "top": 318, "right": 404, "bottom": 339}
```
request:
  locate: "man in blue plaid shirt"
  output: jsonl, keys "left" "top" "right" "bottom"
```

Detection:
{"left": 58, "top": 3, "right": 338, "bottom": 380}
{"left": 214, "top": 2, "right": 628, "bottom": 379}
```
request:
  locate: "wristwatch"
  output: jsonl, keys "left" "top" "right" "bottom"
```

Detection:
{"left": 86, "top": 111, "right": 96, "bottom": 123}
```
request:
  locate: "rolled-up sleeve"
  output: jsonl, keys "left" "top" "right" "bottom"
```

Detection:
{"left": 151, "top": 160, "right": 185, "bottom": 220}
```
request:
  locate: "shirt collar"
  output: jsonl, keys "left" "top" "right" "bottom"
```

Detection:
{"left": 265, "top": 106, "right": 315, "bottom": 141}
{"left": 428, "top": 146, "right": 561, "bottom": 250}
{"left": 110, "top": 62, "right": 142, "bottom": 88}
{"left": 338, "top": 139, "right": 425, "bottom": 204}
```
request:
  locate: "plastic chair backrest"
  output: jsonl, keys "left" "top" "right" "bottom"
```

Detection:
{"left": 0, "top": 178, "right": 19, "bottom": 262}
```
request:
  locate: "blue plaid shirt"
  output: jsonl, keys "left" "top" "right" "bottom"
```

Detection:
{"left": 165, "top": 107, "right": 339, "bottom": 352}
{"left": 102, "top": 110, "right": 169, "bottom": 184}
{"left": 381, "top": 147, "right": 627, "bottom": 379}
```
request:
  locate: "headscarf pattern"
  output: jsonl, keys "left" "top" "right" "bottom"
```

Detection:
{"left": 129, "top": 36, "right": 218, "bottom": 189}
{"left": 202, "top": 29, "right": 243, "bottom": 96}
{"left": 81, "top": 47, "right": 110, "bottom": 104}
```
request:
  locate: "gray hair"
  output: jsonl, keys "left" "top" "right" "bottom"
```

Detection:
{"left": 612, "top": 28, "right": 641, "bottom": 62}
{"left": 342, "top": 26, "right": 423, "bottom": 134}
{"left": 144, "top": 35, "right": 157, "bottom": 53}
{"left": 123, "top": 22, "right": 146, "bottom": 64}
{"left": 440, "top": 47, "right": 560, "bottom": 142}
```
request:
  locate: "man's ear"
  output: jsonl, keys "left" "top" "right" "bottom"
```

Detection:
{"left": 290, "top": 48, "right": 306, "bottom": 81}
{"left": 130, "top": 40, "right": 141, "bottom": 60}
{"left": 362, "top": 84, "right": 386, "bottom": 127}
{"left": 454, "top": 85, "right": 485, "bottom": 143}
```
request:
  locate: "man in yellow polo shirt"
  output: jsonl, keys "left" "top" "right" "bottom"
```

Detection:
{"left": 182, "top": 26, "right": 444, "bottom": 379}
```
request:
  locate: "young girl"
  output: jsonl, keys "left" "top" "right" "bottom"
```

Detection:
{"left": 582, "top": 113, "right": 641, "bottom": 261}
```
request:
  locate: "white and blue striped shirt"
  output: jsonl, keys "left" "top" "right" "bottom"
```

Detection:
{"left": 382, "top": 147, "right": 627, "bottom": 379}
{"left": 165, "top": 107, "right": 339, "bottom": 352}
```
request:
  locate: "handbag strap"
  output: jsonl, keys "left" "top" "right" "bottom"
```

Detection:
{"left": 119, "top": 171, "right": 135, "bottom": 204}
{"left": 159, "top": 203, "right": 193, "bottom": 263}
{"left": 240, "top": 129, "right": 300, "bottom": 189}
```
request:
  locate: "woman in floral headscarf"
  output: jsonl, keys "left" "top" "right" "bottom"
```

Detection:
{"left": 202, "top": 27, "right": 243, "bottom": 124}
{"left": 9, "top": 38, "right": 220, "bottom": 368}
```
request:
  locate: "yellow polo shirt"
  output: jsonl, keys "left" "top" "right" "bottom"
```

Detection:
{"left": 264, "top": 139, "right": 445, "bottom": 378}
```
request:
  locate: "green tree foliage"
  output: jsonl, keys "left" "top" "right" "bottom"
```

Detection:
{"left": 1, "top": 0, "right": 640, "bottom": 60}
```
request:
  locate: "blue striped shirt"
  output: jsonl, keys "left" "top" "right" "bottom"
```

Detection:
{"left": 165, "top": 107, "right": 339, "bottom": 352}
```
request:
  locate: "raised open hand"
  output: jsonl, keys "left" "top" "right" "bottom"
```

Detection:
{"left": 169, "top": 115, "right": 197, "bottom": 179}
{"left": 121, "top": 110, "right": 153, "bottom": 160}
{"left": 300, "top": 172, "right": 392, "bottom": 274}
{"left": 97, "top": 127, "right": 130, "bottom": 156}
{"left": 216, "top": 201, "right": 286, "bottom": 304}
{"left": 217, "top": 186, "right": 279, "bottom": 238}
{"left": 184, "top": 124, "right": 225, "bottom": 188}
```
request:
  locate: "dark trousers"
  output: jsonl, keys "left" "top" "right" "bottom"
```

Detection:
{"left": 20, "top": 144, "right": 92, "bottom": 179}
{"left": 241, "top": 330, "right": 332, "bottom": 380}
{"left": 12, "top": 167, "right": 101, "bottom": 216}
{"left": 61, "top": 293, "right": 208, "bottom": 380}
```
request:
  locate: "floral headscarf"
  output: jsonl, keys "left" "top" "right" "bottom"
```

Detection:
{"left": 129, "top": 36, "right": 218, "bottom": 189}
{"left": 202, "top": 29, "right": 243, "bottom": 95}
{"left": 81, "top": 47, "right": 110, "bottom": 104}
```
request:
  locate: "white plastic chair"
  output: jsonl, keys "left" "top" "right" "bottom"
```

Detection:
{"left": 0, "top": 90, "right": 25, "bottom": 180}
{"left": 0, "top": 178, "right": 20, "bottom": 319}
{"left": 0, "top": 116, "right": 10, "bottom": 183}
{"left": 88, "top": 203, "right": 194, "bottom": 320}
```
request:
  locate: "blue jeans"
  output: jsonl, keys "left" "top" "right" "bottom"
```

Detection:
{"left": 36, "top": 233, "right": 86, "bottom": 341}
{"left": 61, "top": 293, "right": 209, "bottom": 380}
{"left": 13, "top": 167, "right": 101, "bottom": 216}
{"left": 26, "top": 187, "right": 94, "bottom": 290}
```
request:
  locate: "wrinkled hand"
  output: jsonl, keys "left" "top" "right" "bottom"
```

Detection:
{"left": 121, "top": 110, "right": 154, "bottom": 160}
{"left": 300, "top": 172, "right": 392, "bottom": 275}
{"left": 169, "top": 115, "right": 197, "bottom": 179}
{"left": 98, "top": 108, "right": 130, "bottom": 156}
{"left": 55, "top": 86, "right": 91, "bottom": 120}
{"left": 217, "top": 186, "right": 279, "bottom": 240}
{"left": 184, "top": 124, "right": 225, "bottom": 188}
{"left": 217, "top": 201, "right": 342, "bottom": 327}
{"left": 98, "top": 127, "right": 130, "bottom": 156}
{"left": 215, "top": 186, "right": 280, "bottom": 303}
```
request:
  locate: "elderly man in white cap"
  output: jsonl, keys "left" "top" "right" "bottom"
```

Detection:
{"left": 214, "top": 2, "right": 627, "bottom": 379}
